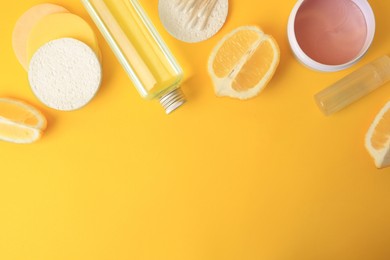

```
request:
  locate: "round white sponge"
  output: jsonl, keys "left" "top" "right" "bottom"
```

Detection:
{"left": 159, "top": 0, "right": 228, "bottom": 43}
{"left": 28, "top": 38, "right": 102, "bottom": 111}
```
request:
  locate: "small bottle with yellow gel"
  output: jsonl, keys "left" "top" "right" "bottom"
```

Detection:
{"left": 81, "top": 0, "right": 186, "bottom": 114}
{"left": 315, "top": 55, "right": 390, "bottom": 115}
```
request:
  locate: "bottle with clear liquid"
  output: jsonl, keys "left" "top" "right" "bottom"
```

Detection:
{"left": 81, "top": 0, "right": 186, "bottom": 114}
{"left": 315, "top": 55, "right": 390, "bottom": 115}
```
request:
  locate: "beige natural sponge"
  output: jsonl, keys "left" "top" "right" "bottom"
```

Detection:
{"left": 12, "top": 3, "right": 69, "bottom": 70}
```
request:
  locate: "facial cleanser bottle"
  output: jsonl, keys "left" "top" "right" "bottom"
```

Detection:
{"left": 81, "top": 0, "right": 186, "bottom": 114}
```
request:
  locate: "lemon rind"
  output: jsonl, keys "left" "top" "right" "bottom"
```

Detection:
{"left": 365, "top": 101, "right": 390, "bottom": 168}
{"left": 0, "top": 116, "right": 42, "bottom": 144}
{"left": 0, "top": 97, "right": 47, "bottom": 130}
{"left": 208, "top": 26, "right": 280, "bottom": 100}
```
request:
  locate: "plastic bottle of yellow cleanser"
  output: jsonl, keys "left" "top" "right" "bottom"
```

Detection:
{"left": 81, "top": 0, "right": 186, "bottom": 114}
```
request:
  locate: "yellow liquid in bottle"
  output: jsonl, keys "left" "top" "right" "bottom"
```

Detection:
{"left": 83, "top": 0, "right": 183, "bottom": 99}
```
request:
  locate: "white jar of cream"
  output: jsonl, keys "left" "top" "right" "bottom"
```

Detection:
{"left": 287, "top": 0, "right": 375, "bottom": 72}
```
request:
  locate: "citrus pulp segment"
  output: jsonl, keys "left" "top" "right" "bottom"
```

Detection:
{"left": 0, "top": 98, "right": 47, "bottom": 144}
{"left": 208, "top": 26, "right": 280, "bottom": 100}
{"left": 365, "top": 102, "right": 390, "bottom": 168}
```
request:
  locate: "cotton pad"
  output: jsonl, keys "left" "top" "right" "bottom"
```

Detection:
{"left": 12, "top": 3, "right": 69, "bottom": 70}
{"left": 158, "top": 0, "right": 228, "bottom": 43}
{"left": 27, "top": 12, "right": 101, "bottom": 64}
{"left": 28, "top": 38, "right": 102, "bottom": 111}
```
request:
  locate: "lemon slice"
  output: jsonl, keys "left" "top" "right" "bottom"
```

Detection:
{"left": 0, "top": 98, "right": 47, "bottom": 144}
{"left": 208, "top": 26, "right": 280, "bottom": 99}
{"left": 365, "top": 102, "right": 390, "bottom": 168}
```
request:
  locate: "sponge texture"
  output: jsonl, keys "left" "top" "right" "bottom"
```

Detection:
{"left": 28, "top": 38, "right": 102, "bottom": 111}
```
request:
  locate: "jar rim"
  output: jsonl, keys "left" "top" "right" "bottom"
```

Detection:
{"left": 287, "top": 0, "right": 376, "bottom": 72}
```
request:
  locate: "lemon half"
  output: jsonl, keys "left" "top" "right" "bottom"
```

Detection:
{"left": 208, "top": 26, "right": 280, "bottom": 99}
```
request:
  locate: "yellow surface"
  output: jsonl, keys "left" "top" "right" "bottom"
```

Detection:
{"left": 27, "top": 12, "right": 100, "bottom": 63}
{"left": 1, "top": 0, "right": 390, "bottom": 259}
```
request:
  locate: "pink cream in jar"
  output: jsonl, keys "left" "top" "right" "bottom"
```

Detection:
{"left": 287, "top": 0, "right": 375, "bottom": 72}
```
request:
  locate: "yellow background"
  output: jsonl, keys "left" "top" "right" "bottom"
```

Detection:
{"left": 1, "top": 0, "right": 390, "bottom": 259}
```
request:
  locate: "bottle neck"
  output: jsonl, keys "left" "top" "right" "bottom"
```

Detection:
{"left": 159, "top": 88, "right": 186, "bottom": 114}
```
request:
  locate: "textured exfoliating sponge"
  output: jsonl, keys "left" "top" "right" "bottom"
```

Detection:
{"left": 28, "top": 38, "right": 102, "bottom": 111}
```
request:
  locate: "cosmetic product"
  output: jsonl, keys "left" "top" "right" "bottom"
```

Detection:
{"left": 12, "top": 4, "right": 69, "bottom": 70}
{"left": 315, "top": 55, "right": 390, "bottom": 115}
{"left": 27, "top": 13, "right": 101, "bottom": 63}
{"left": 288, "top": 0, "right": 375, "bottom": 72}
{"left": 82, "top": 0, "right": 186, "bottom": 114}
{"left": 159, "top": 0, "right": 228, "bottom": 43}
{"left": 29, "top": 38, "right": 102, "bottom": 111}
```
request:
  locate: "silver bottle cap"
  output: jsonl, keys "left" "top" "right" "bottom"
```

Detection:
{"left": 159, "top": 88, "right": 186, "bottom": 114}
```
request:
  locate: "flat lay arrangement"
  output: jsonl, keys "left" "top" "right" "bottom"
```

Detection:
{"left": 1, "top": 1, "right": 390, "bottom": 259}
{"left": 2, "top": 0, "right": 389, "bottom": 168}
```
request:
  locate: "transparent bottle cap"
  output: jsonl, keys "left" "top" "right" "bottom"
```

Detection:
{"left": 159, "top": 88, "right": 186, "bottom": 114}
